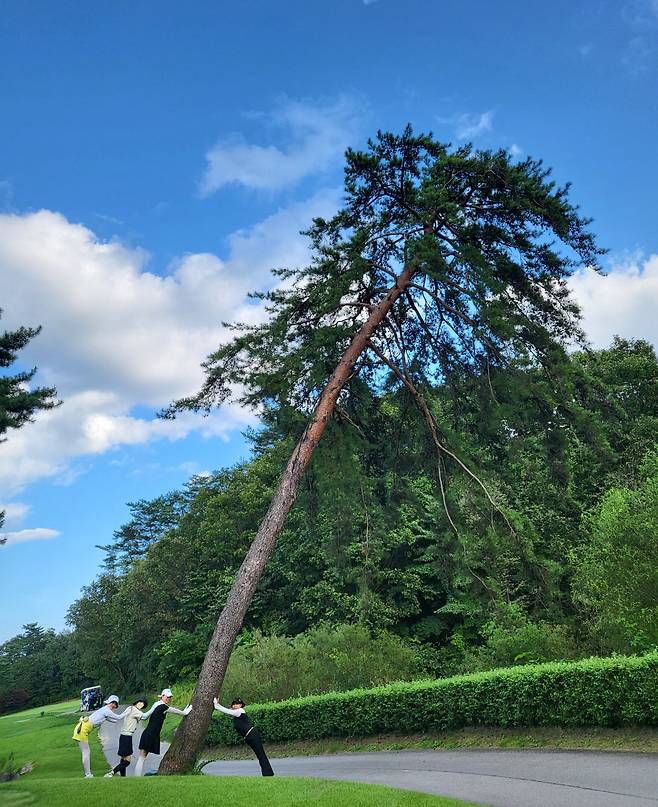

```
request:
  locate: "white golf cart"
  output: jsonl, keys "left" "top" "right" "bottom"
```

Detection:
{"left": 80, "top": 686, "right": 103, "bottom": 712}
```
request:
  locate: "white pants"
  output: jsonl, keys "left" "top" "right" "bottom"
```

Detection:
{"left": 79, "top": 741, "right": 91, "bottom": 776}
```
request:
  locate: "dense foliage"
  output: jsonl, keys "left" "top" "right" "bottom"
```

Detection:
{"left": 573, "top": 450, "right": 658, "bottom": 653}
{"left": 205, "top": 652, "right": 658, "bottom": 746}
{"left": 3, "top": 338, "right": 657, "bottom": 707}
{"left": 50, "top": 337, "right": 658, "bottom": 697}
{"left": 170, "top": 623, "right": 430, "bottom": 706}
{"left": 0, "top": 624, "right": 85, "bottom": 714}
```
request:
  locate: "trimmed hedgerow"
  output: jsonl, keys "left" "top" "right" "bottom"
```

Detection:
{"left": 207, "top": 653, "right": 658, "bottom": 746}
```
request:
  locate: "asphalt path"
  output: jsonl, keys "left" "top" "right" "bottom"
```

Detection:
{"left": 98, "top": 707, "right": 169, "bottom": 776}
{"left": 203, "top": 748, "right": 658, "bottom": 807}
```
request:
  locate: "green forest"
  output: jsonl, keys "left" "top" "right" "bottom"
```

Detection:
{"left": 3, "top": 334, "right": 657, "bottom": 711}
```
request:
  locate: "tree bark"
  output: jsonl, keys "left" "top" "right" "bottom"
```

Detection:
{"left": 159, "top": 260, "right": 416, "bottom": 773}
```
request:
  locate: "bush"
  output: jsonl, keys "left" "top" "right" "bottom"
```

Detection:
{"left": 174, "top": 624, "right": 427, "bottom": 707}
{"left": 460, "top": 603, "right": 582, "bottom": 671}
{"left": 206, "top": 652, "right": 658, "bottom": 746}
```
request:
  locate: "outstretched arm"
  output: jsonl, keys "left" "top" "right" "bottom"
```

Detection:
{"left": 140, "top": 703, "right": 159, "bottom": 720}
{"left": 104, "top": 709, "right": 127, "bottom": 723}
{"left": 166, "top": 705, "right": 192, "bottom": 716}
{"left": 213, "top": 698, "right": 243, "bottom": 716}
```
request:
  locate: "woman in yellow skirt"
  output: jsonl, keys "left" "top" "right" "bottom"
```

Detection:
{"left": 73, "top": 695, "right": 127, "bottom": 778}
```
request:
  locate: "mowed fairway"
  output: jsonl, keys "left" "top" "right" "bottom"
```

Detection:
{"left": 0, "top": 699, "right": 81, "bottom": 779}
{"left": 0, "top": 702, "right": 480, "bottom": 807}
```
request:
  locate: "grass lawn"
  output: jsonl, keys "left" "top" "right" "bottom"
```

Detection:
{"left": 2, "top": 776, "right": 480, "bottom": 806}
{"left": 0, "top": 699, "right": 82, "bottom": 779}
{"left": 0, "top": 701, "right": 480, "bottom": 806}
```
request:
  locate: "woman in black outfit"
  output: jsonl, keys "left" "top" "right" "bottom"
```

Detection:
{"left": 213, "top": 697, "right": 274, "bottom": 776}
{"left": 134, "top": 688, "right": 191, "bottom": 776}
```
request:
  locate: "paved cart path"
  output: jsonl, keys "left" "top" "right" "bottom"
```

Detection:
{"left": 203, "top": 748, "right": 658, "bottom": 807}
{"left": 98, "top": 707, "right": 169, "bottom": 776}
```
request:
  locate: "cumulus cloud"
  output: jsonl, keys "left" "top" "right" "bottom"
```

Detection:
{"left": 0, "top": 528, "right": 60, "bottom": 548}
{"left": 0, "top": 189, "right": 339, "bottom": 495}
{"left": 200, "top": 96, "right": 362, "bottom": 194}
{"left": 569, "top": 254, "right": 658, "bottom": 348}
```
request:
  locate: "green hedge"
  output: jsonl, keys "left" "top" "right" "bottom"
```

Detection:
{"left": 207, "top": 653, "right": 658, "bottom": 746}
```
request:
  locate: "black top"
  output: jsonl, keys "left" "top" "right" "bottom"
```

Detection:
{"left": 143, "top": 703, "right": 168, "bottom": 736}
{"left": 232, "top": 711, "right": 254, "bottom": 738}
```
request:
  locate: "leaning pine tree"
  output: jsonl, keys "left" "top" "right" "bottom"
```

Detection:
{"left": 158, "top": 128, "right": 603, "bottom": 772}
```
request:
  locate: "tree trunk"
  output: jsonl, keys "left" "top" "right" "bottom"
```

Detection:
{"left": 159, "top": 260, "right": 416, "bottom": 773}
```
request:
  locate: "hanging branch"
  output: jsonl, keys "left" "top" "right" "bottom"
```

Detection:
{"left": 366, "top": 338, "right": 514, "bottom": 535}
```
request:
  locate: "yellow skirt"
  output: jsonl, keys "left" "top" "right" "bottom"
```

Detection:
{"left": 72, "top": 717, "right": 94, "bottom": 742}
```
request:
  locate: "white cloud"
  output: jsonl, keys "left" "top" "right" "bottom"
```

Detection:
{"left": 509, "top": 143, "right": 523, "bottom": 158}
{"left": 455, "top": 110, "right": 494, "bottom": 139}
{"left": 0, "top": 528, "right": 60, "bottom": 548}
{"left": 569, "top": 254, "right": 658, "bottom": 348}
{"left": 0, "top": 189, "right": 339, "bottom": 496}
{"left": 0, "top": 503, "right": 29, "bottom": 528}
{"left": 437, "top": 110, "right": 494, "bottom": 141}
{"left": 200, "top": 96, "right": 362, "bottom": 193}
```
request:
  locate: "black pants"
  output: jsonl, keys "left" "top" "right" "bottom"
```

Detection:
{"left": 244, "top": 729, "right": 274, "bottom": 776}
{"left": 113, "top": 759, "right": 129, "bottom": 776}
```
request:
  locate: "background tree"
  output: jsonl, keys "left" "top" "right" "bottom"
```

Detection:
{"left": 159, "top": 128, "right": 603, "bottom": 772}
{"left": 0, "top": 309, "right": 59, "bottom": 543}
{"left": 572, "top": 448, "right": 658, "bottom": 653}
{"left": 0, "top": 624, "right": 85, "bottom": 713}
{"left": 0, "top": 311, "right": 58, "bottom": 441}
{"left": 65, "top": 338, "right": 658, "bottom": 696}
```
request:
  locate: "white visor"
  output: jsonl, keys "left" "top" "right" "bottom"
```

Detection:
{"left": 104, "top": 695, "right": 119, "bottom": 704}
{"left": 160, "top": 688, "right": 173, "bottom": 698}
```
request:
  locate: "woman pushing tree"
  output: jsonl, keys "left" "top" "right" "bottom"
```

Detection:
{"left": 213, "top": 696, "right": 274, "bottom": 776}
{"left": 134, "top": 688, "right": 192, "bottom": 776}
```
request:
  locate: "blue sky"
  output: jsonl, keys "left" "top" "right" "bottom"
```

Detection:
{"left": 1, "top": 0, "right": 657, "bottom": 641}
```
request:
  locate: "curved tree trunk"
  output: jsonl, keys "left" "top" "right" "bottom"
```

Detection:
{"left": 159, "top": 260, "right": 416, "bottom": 773}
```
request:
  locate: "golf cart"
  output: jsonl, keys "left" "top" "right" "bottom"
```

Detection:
{"left": 80, "top": 686, "right": 103, "bottom": 712}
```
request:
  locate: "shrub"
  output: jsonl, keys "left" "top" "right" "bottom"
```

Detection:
{"left": 174, "top": 624, "right": 427, "bottom": 707}
{"left": 206, "top": 652, "right": 658, "bottom": 746}
{"left": 0, "top": 753, "right": 21, "bottom": 783}
{"left": 460, "top": 603, "right": 582, "bottom": 671}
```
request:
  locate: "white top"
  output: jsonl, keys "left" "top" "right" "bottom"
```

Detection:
{"left": 213, "top": 700, "right": 245, "bottom": 717}
{"left": 89, "top": 705, "right": 129, "bottom": 727}
{"left": 120, "top": 704, "right": 144, "bottom": 735}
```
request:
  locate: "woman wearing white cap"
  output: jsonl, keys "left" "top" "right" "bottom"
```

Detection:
{"left": 72, "top": 695, "right": 128, "bottom": 778}
{"left": 134, "top": 688, "right": 192, "bottom": 776}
